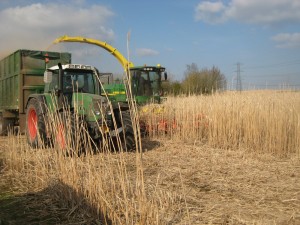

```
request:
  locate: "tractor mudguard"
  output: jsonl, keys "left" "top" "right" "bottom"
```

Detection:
{"left": 26, "top": 94, "right": 48, "bottom": 115}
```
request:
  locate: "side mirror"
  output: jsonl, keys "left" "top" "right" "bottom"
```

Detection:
{"left": 44, "top": 71, "right": 53, "bottom": 83}
{"left": 164, "top": 72, "right": 167, "bottom": 81}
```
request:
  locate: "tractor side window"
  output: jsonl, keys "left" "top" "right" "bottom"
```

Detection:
{"left": 86, "top": 74, "right": 95, "bottom": 93}
{"left": 131, "top": 71, "right": 139, "bottom": 96}
{"left": 48, "top": 71, "right": 59, "bottom": 91}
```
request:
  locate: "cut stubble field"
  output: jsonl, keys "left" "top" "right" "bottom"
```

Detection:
{"left": 0, "top": 90, "right": 300, "bottom": 224}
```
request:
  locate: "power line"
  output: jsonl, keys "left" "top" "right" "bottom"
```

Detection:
{"left": 235, "top": 62, "right": 242, "bottom": 92}
{"left": 243, "top": 72, "right": 299, "bottom": 78}
{"left": 244, "top": 59, "right": 300, "bottom": 70}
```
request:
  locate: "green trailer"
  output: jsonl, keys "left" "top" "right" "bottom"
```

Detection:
{"left": 0, "top": 49, "right": 135, "bottom": 153}
{"left": 0, "top": 49, "right": 71, "bottom": 134}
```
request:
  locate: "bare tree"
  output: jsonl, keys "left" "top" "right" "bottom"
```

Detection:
{"left": 182, "top": 64, "right": 226, "bottom": 95}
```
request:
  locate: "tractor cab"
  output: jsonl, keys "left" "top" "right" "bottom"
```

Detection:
{"left": 99, "top": 65, "right": 167, "bottom": 105}
{"left": 44, "top": 64, "right": 100, "bottom": 95}
{"left": 43, "top": 64, "right": 106, "bottom": 122}
{"left": 130, "top": 65, "right": 166, "bottom": 104}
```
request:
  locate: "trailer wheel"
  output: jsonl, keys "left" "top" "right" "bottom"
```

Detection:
{"left": 25, "top": 98, "right": 48, "bottom": 148}
{"left": 0, "top": 114, "right": 14, "bottom": 136}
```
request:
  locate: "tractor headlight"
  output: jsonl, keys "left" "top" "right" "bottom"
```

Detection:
{"left": 94, "top": 110, "right": 101, "bottom": 116}
{"left": 81, "top": 65, "right": 91, "bottom": 69}
{"left": 93, "top": 99, "right": 108, "bottom": 116}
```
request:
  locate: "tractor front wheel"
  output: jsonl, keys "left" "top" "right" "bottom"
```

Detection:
{"left": 119, "top": 111, "right": 135, "bottom": 151}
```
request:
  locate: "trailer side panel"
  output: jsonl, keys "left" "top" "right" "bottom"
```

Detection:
{"left": 0, "top": 49, "right": 71, "bottom": 132}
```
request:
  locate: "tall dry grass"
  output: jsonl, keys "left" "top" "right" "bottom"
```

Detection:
{"left": 1, "top": 70, "right": 181, "bottom": 224}
{"left": 2, "top": 90, "right": 299, "bottom": 224}
{"left": 3, "top": 135, "right": 182, "bottom": 224}
{"left": 141, "top": 90, "right": 300, "bottom": 156}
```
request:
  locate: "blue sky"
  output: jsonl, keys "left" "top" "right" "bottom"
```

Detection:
{"left": 1, "top": 0, "right": 300, "bottom": 89}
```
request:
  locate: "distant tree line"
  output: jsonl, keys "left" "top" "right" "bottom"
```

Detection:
{"left": 162, "top": 63, "right": 227, "bottom": 95}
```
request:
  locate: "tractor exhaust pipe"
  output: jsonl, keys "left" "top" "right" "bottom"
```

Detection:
{"left": 58, "top": 63, "right": 63, "bottom": 92}
{"left": 57, "top": 63, "right": 64, "bottom": 108}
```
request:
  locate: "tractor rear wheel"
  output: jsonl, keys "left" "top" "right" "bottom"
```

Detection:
{"left": 25, "top": 98, "right": 48, "bottom": 148}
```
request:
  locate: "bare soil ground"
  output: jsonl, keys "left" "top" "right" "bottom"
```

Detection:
{"left": 0, "top": 136, "right": 299, "bottom": 224}
{"left": 140, "top": 139, "right": 300, "bottom": 224}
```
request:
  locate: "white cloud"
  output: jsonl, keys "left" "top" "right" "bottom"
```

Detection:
{"left": 136, "top": 48, "right": 159, "bottom": 57}
{"left": 195, "top": 0, "right": 300, "bottom": 25}
{"left": 0, "top": 3, "right": 115, "bottom": 59}
{"left": 271, "top": 32, "right": 300, "bottom": 48}
{"left": 195, "top": 1, "right": 226, "bottom": 23}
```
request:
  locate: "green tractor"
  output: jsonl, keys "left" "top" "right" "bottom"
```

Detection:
{"left": 100, "top": 65, "right": 167, "bottom": 104}
{"left": 26, "top": 63, "right": 135, "bottom": 153}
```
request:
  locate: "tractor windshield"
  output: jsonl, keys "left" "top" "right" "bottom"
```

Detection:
{"left": 131, "top": 69, "right": 162, "bottom": 97}
{"left": 63, "top": 70, "right": 95, "bottom": 94}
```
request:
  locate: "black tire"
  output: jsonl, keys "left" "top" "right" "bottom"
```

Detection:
{"left": 0, "top": 114, "right": 13, "bottom": 136}
{"left": 25, "top": 98, "right": 48, "bottom": 148}
{"left": 118, "top": 111, "right": 136, "bottom": 151}
{"left": 56, "top": 113, "right": 90, "bottom": 156}
{"left": 139, "top": 119, "right": 148, "bottom": 137}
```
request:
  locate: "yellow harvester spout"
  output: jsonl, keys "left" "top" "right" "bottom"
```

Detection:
{"left": 53, "top": 35, "right": 134, "bottom": 71}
